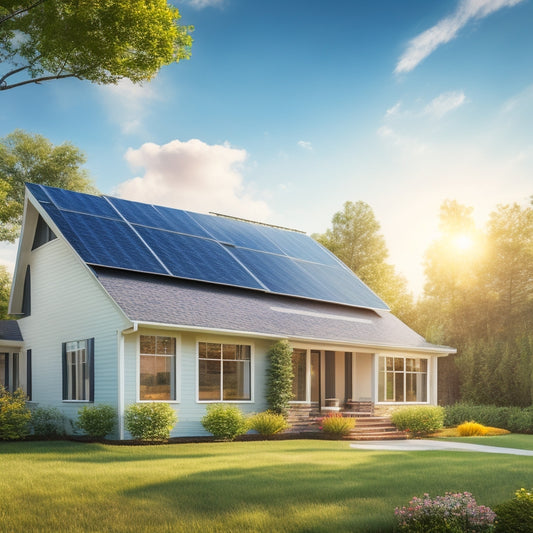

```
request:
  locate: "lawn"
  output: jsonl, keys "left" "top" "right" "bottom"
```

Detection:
{"left": 1, "top": 436, "right": 532, "bottom": 532}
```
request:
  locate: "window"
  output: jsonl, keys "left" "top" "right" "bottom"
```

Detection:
{"left": 378, "top": 355, "right": 428, "bottom": 403}
{"left": 139, "top": 335, "right": 176, "bottom": 401}
{"left": 198, "top": 342, "right": 251, "bottom": 401}
{"left": 291, "top": 349, "right": 319, "bottom": 403}
{"left": 32, "top": 215, "right": 56, "bottom": 250}
{"left": 0, "top": 352, "right": 19, "bottom": 392}
{"left": 62, "top": 339, "right": 94, "bottom": 401}
{"left": 22, "top": 266, "right": 31, "bottom": 317}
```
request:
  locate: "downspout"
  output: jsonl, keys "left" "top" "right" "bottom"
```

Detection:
{"left": 118, "top": 321, "right": 138, "bottom": 440}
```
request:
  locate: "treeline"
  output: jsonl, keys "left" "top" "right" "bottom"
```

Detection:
{"left": 316, "top": 198, "right": 533, "bottom": 407}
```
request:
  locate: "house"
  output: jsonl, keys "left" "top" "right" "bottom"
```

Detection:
{"left": 4, "top": 183, "right": 454, "bottom": 439}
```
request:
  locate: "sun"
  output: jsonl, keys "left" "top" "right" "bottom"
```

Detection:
{"left": 453, "top": 234, "right": 474, "bottom": 251}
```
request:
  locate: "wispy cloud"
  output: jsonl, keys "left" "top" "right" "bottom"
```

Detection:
{"left": 395, "top": 0, "right": 525, "bottom": 74}
{"left": 98, "top": 79, "right": 160, "bottom": 135}
{"left": 297, "top": 140, "right": 313, "bottom": 150}
{"left": 377, "top": 125, "right": 428, "bottom": 155}
{"left": 116, "top": 139, "right": 271, "bottom": 220}
{"left": 185, "top": 0, "right": 225, "bottom": 8}
{"left": 424, "top": 91, "right": 466, "bottom": 118}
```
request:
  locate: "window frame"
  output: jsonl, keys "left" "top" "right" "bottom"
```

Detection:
{"left": 196, "top": 340, "right": 254, "bottom": 403}
{"left": 136, "top": 334, "right": 180, "bottom": 403}
{"left": 62, "top": 338, "right": 94, "bottom": 403}
{"left": 376, "top": 354, "right": 429, "bottom": 404}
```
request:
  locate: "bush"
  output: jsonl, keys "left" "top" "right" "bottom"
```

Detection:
{"left": 0, "top": 386, "right": 31, "bottom": 440}
{"left": 201, "top": 404, "right": 248, "bottom": 441}
{"left": 457, "top": 421, "right": 489, "bottom": 437}
{"left": 124, "top": 403, "right": 177, "bottom": 441}
{"left": 319, "top": 412, "right": 355, "bottom": 437}
{"left": 266, "top": 340, "right": 294, "bottom": 417}
{"left": 494, "top": 488, "right": 533, "bottom": 532}
{"left": 248, "top": 411, "right": 289, "bottom": 436}
{"left": 30, "top": 406, "right": 67, "bottom": 437}
{"left": 391, "top": 405, "right": 444, "bottom": 437}
{"left": 77, "top": 404, "right": 116, "bottom": 438}
{"left": 395, "top": 492, "right": 496, "bottom": 532}
{"left": 445, "top": 404, "right": 533, "bottom": 434}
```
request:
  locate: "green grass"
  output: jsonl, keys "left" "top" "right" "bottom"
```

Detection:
{"left": 1, "top": 436, "right": 533, "bottom": 532}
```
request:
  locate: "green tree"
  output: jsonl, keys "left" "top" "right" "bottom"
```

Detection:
{"left": 314, "top": 201, "right": 414, "bottom": 322}
{"left": 266, "top": 340, "right": 294, "bottom": 417}
{"left": 0, "top": 129, "right": 97, "bottom": 242}
{"left": 0, "top": 0, "right": 192, "bottom": 91}
{"left": 0, "top": 266, "right": 11, "bottom": 319}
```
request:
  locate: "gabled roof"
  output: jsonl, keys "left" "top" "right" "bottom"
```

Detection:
{"left": 94, "top": 267, "right": 454, "bottom": 354}
{"left": 0, "top": 320, "right": 23, "bottom": 343}
{"left": 24, "top": 183, "right": 389, "bottom": 311}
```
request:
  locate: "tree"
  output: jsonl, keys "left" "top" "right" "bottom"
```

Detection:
{"left": 0, "top": 129, "right": 97, "bottom": 242}
{"left": 0, "top": 0, "right": 192, "bottom": 91}
{"left": 314, "top": 201, "right": 414, "bottom": 322}
{"left": 0, "top": 266, "right": 11, "bottom": 319}
{"left": 266, "top": 340, "right": 294, "bottom": 417}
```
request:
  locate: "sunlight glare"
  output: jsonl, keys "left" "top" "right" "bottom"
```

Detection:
{"left": 453, "top": 234, "right": 474, "bottom": 251}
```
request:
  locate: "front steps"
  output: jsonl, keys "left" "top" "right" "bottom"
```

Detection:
{"left": 287, "top": 404, "right": 408, "bottom": 441}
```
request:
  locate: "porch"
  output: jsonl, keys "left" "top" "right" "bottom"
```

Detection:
{"left": 286, "top": 402, "right": 409, "bottom": 441}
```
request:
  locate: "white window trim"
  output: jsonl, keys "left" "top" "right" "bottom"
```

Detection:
{"left": 136, "top": 333, "right": 181, "bottom": 403}
{"left": 375, "top": 354, "right": 430, "bottom": 405}
{"left": 289, "top": 347, "right": 318, "bottom": 405}
{"left": 196, "top": 340, "right": 254, "bottom": 403}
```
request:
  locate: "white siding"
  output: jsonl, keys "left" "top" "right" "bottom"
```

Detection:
{"left": 123, "top": 328, "right": 272, "bottom": 438}
{"left": 18, "top": 237, "right": 130, "bottom": 429}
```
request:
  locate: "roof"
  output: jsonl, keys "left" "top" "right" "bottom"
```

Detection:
{"left": 94, "top": 267, "right": 453, "bottom": 354}
{"left": 25, "top": 183, "right": 389, "bottom": 311}
{"left": 0, "top": 320, "right": 23, "bottom": 343}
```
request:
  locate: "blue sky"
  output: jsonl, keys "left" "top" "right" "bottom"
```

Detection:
{"left": 1, "top": 0, "right": 532, "bottom": 295}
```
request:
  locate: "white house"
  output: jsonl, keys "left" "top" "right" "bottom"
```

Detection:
{"left": 3, "top": 183, "right": 454, "bottom": 439}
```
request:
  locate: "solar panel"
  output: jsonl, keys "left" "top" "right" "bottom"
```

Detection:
{"left": 255, "top": 224, "right": 340, "bottom": 265}
{"left": 135, "top": 226, "right": 264, "bottom": 289}
{"left": 106, "top": 196, "right": 211, "bottom": 238}
{"left": 187, "top": 212, "right": 283, "bottom": 253}
{"left": 27, "top": 183, "right": 389, "bottom": 310}
{"left": 230, "top": 248, "right": 334, "bottom": 301}
{"left": 44, "top": 186, "right": 121, "bottom": 219}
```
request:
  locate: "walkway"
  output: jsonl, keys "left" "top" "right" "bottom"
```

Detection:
{"left": 350, "top": 439, "right": 533, "bottom": 456}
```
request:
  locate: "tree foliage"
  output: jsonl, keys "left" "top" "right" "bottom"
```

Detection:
{"left": 266, "top": 340, "right": 294, "bottom": 417}
{"left": 0, "top": 129, "right": 97, "bottom": 242}
{"left": 314, "top": 201, "right": 414, "bottom": 323}
{"left": 0, "top": 265, "right": 10, "bottom": 319}
{"left": 0, "top": 0, "right": 192, "bottom": 91}
{"left": 418, "top": 198, "right": 533, "bottom": 406}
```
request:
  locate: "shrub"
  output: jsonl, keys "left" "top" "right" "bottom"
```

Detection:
{"left": 248, "top": 411, "right": 289, "bottom": 436}
{"left": 0, "top": 386, "right": 31, "bottom": 440}
{"left": 201, "top": 404, "right": 248, "bottom": 441}
{"left": 457, "top": 421, "right": 489, "bottom": 437}
{"left": 319, "top": 412, "right": 355, "bottom": 437}
{"left": 266, "top": 340, "right": 294, "bottom": 417}
{"left": 494, "top": 488, "right": 533, "bottom": 532}
{"left": 30, "top": 406, "right": 67, "bottom": 437}
{"left": 391, "top": 405, "right": 444, "bottom": 437}
{"left": 77, "top": 404, "right": 116, "bottom": 438}
{"left": 124, "top": 403, "right": 177, "bottom": 441}
{"left": 445, "top": 404, "right": 533, "bottom": 434}
{"left": 395, "top": 492, "right": 496, "bottom": 532}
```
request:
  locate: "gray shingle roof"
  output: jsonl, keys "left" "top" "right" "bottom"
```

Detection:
{"left": 94, "top": 267, "right": 453, "bottom": 354}
{"left": 0, "top": 320, "right": 23, "bottom": 342}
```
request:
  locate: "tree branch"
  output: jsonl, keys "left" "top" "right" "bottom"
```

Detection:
{"left": 0, "top": 72, "right": 78, "bottom": 91}
{"left": 0, "top": 0, "right": 47, "bottom": 26}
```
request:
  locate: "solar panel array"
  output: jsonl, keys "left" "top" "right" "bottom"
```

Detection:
{"left": 26, "top": 183, "right": 389, "bottom": 310}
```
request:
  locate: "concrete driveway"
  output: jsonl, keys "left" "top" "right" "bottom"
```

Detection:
{"left": 350, "top": 439, "right": 533, "bottom": 456}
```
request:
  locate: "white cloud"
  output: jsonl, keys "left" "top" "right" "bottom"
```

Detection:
{"left": 423, "top": 91, "right": 466, "bottom": 118}
{"left": 115, "top": 138, "right": 271, "bottom": 220}
{"left": 377, "top": 125, "right": 428, "bottom": 155}
{"left": 185, "top": 0, "right": 225, "bottom": 8}
{"left": 98, "top": 79, "right": 159, "bottom": 135}
{"left": 385, "top": 102, "right": 402, "bottom": 118}
{"left": 395, "top": 0, "right": 525, "bottom": 74}
{"left": 297, "top": 140, "right": 313, "bottom": 150}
